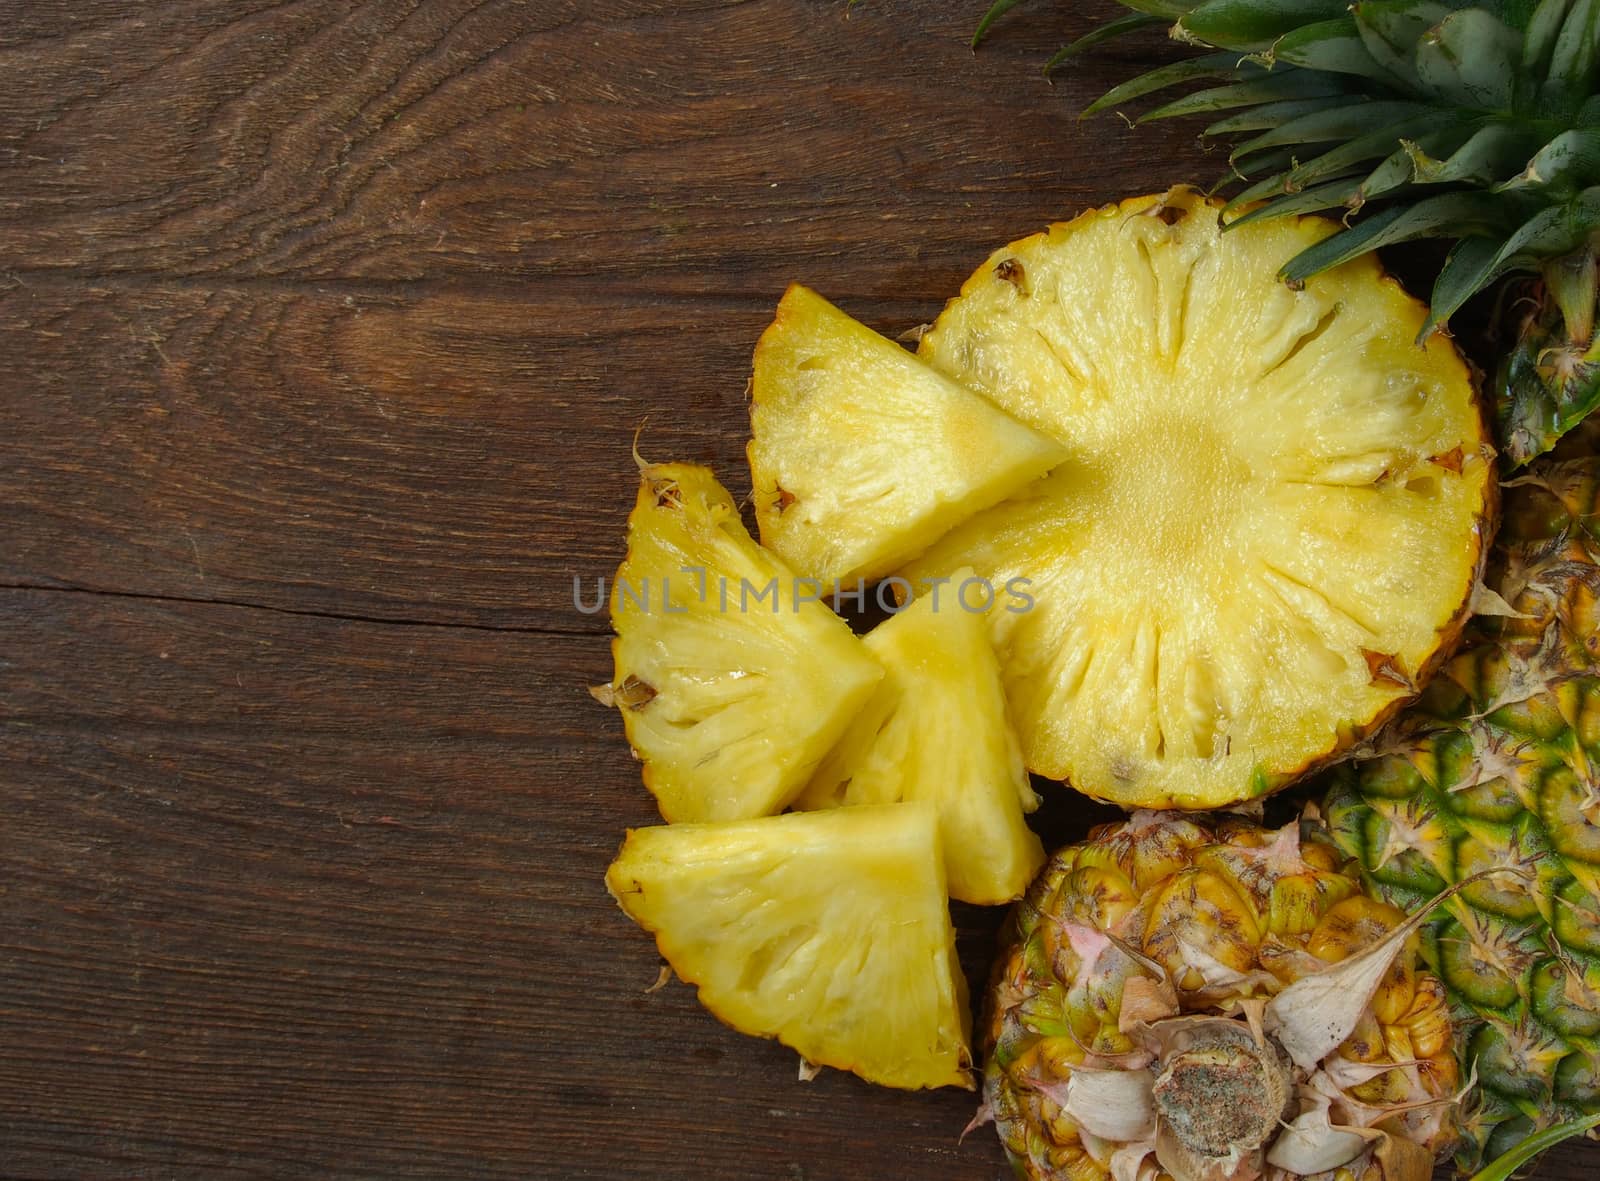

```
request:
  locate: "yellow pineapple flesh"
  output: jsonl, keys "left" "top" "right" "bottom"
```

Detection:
{"left": 795, "top": 569, "right": 1045, "bottom": 905}
{"left": 902, "top": 189, "right": 1493, "bottom": 810}
{"left": 749, "top": 284, "right": 1065, "bottom": 588}
{"left": 594, "top": 461, "right": 882, "bottom": 822}
{"left": 606, "top": 802, "right": 973, "bottom": 1090}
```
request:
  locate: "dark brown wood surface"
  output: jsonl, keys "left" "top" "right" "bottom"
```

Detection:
{"left": 0, "top": 2, "right": 1588, "bottom": 1178}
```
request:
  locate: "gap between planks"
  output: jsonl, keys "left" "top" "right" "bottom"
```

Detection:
{"left": 0, "top": 580, "right": 609, "bottom": 639}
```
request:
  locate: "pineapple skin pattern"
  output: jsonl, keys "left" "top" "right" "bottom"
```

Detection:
{"left": 1326, "top": 455, "right": 1600, "bottom": 1170}
{"left": 984, "top": 812, "right": 1460, "bottom": 1181}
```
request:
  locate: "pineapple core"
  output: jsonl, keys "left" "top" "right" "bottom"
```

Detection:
{"left": 904, "top": 189, "right": 1492, "bottom": 810}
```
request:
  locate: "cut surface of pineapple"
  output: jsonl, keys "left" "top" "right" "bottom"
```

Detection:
{"left": 795, "top": 569, "right": 1045, "bottom": 905}
{"left": 606, "top": 802, "right": 972, "bottom": 1090}
{"left": 748, "top": 284, "right": 1065, "bottom": 587}
{"left": 904, "top": 189, "right": 1493, "bottom": 810}
{"left": 596, "top": 461, "right": 882, "bottom": 823}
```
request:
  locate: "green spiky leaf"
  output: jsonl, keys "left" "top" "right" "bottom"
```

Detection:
{"left": 1274, "top": 16, "right": 1398, "bottom": 81}
{"left": 1224, "top": 176, "right": 1367, "bottom": 223}
{"left": 1083, "top": 52, "right": 1253, "bottom": 115}
{"left": 1177, "top": 0, "right": 1349, "bottom": 50}
{"left": 1423, "top": 234, "right": 1511, "bottom": 332}
{"left": 1279, "top": 112, "right": 1456, "bottom": 185}
{"left": 1141, "top": 68, "right": 1353, "bottom": 119}
{"left": 1230, "top": 100, "right": 1433, "bottom": 157}
{"left": 1352, "top": 0, "right": 1452, "bottom": 87}
{"left": 1237, "top": 142, "right": 1331, "bottom": 181}
{"left": 1206, "top": 96, "right": 1351, "bottom": 133}
{"left": 1523, "top": 0, "right": 1575, "bottom": 78}
{"left": 1499, "top": 185, "right": 1600, "bottom": 261}
{"left": 1279, "top": 191, "right": 1514, "bottom": 282}
{"left": 1500, "top": 126, "right": 1600, "bottom": 194}
{"left": 972, "top": 0, "right": 1030, "bottom": 48}
{"left": 1549, "top": 0, "right": 1600, "bottom": 98}
{"left": 1406, "top": 122, "right": 1545, "bottom": 184}
{"left": 1414, "top": 8, "right": 1521, "bottom": 110}
{"left": 1467, "top": 1113, "right": 1600, "bottom": 1180}
{"left": 1042, "top": 12, "right": 1166, "bottom": 72}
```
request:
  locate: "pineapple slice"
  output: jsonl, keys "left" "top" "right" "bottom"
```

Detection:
{"left": 595, "top": 462, "right": 882, "bottom": 822}
{"left": 606, "top": 802, "right": 973, "bottom": 1090}
{"left": 748, "top": 284, "right": 1065, "bottom": 587}
{"left": 901, "top": 189, "right": 1493, "bottom": 810}
{"left": 794, "top": 569, "right": 1045, "bottom": 905}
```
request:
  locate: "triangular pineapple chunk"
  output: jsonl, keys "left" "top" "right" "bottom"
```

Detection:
{"left": 900, "top": 190, "right": 1493, "bottom": 810}
{"left": 605, "top": 802, "right": 972, "bottom": 1090}
{"left": 595, "top": 462, "right": 882, "bottom": 822}
{"left": 794, "top": 572, "right": 1045, "bottom": 905}
{"left": 747, "top": 284, "right": 1065, "bottom": 587}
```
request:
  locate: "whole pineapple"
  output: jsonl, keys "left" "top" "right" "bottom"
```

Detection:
{"left": 1325, "top": 453, "right": 1600, "bottom": 1169}
{"left": 979, "top": 0, "right": 1600, "bottom": 467}
{"left": 983, "top": 811, "right": 1463, "bottom": 1181}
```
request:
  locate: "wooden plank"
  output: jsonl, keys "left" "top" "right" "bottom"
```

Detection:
{"left": 0, "top": 588, "right": 1014, "bottom": 1179}
{"left": 0, "top": 282, "right": 765, "bottom": 631}
{"left": 3, "top": 595, "right": 1594, "bottom": 1179}
{"left": 0, "top": 0, "right": 1200, "bottom": 297}
{"left": 3, "top": 0, "right": 1596, "bottom": 1177}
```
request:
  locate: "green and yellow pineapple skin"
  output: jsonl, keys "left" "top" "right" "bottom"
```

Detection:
{"left": 985, "top": 812, "right": 1460, "bottom": 1181}
{"left": 1325, "top": 456, "right": 1600, "bottom": 1169}
{"left": 997, "top": 0, "right": 1600, "bottom": 467}
{"left": 1497, "top": 278, "right": 1600, "bottom": 469}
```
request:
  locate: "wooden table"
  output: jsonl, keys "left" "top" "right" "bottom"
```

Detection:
{"left": 1, "top": 2, "right": 1589, "bottom": 1177}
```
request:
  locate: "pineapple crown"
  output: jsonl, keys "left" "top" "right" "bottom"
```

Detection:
{"left": 976, "top": 0, "right": 1600, "bottom": 348}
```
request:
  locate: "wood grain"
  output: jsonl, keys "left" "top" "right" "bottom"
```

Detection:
{"left": 0, "top": 587, "right": 1033, "bottom": 1179}
{"left": 0, "top": 0, "right": 1592, "bottom": 1178}
{"left": 0, "top": 0, "right": 1195, "bottom": 293}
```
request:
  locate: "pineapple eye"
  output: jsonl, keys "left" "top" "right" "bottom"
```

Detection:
{"left": 994, "top": 257, "right": 1028, "bottom": 293}
{"left": 613, "top": 674, "right": 658, "bottom": 710}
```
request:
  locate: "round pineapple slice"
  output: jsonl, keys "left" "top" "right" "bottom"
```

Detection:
{"left": 903, "top": 189, "right": 1493, "bottom": 810}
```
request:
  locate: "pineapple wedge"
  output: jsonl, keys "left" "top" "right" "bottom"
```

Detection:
{"left": 902, "top": 190, "right": 1494, "bottom": 811}
{"left": 748, "top": 284, "right": 1065, "bottom": 587}
{"left": 606, "top": 802, "right": 973, "bottom": 1090}
{"left": 594, "top": 462, "right": 882, "bottom": 822}
{"left": 794, "top": 570, "right": 1045, "bottom": 906}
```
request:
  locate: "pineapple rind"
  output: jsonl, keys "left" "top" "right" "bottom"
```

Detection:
{"left": 907, "top": 190, "right": 1492, "bottom": 810}
{"left": 748, "top": 284, "right": 1066, "bottom": 588}
{"left": 606, "top": 462, "right": 882, "bottom": 823}
{"left": 794, "top": 572, "right": 1046, "bottom": 906}
{"left": 1325, "top": 455, "right": 1600, "bottom": 1170}
{"left": 983, "top": 812, "right": 1462, "bottom": 1181}
{"left": 605, "top": 802, "right": 973, "bottom": 1091}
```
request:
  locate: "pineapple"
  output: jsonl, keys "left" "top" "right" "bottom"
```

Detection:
{"left": 749, "top": 284, "right": 1065, "bottom": 587}
{"left": 592, "top": 461, "right": 881, "bottom": 822}
{"left": 1324, "top": 453, "right": 1600, "bottom": 1170}
{"left": 901, "top": 188, "right": 1493, "bottom": 811}
{"left": 978, "top": 0, "right": 1600, "bottom": 468}
{"left": 605, "top": 802, "right": 973, "bottom": 1090}
{"left": 794, "top": 568, "right": 1047, "bottom": 906}
{"left": 981, "top": 811, "right": 1463, "bottom": 1181}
